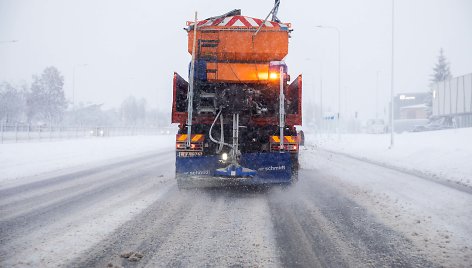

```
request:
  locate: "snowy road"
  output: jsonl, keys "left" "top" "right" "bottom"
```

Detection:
{"left": 1, "top": 147, "right": 471, "bottom": 267}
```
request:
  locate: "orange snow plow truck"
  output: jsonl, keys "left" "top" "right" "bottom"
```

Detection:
{"left": 172, "top": 1, "right": 302, "bottom": 188}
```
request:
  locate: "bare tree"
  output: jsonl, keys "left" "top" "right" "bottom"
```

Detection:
{"left": 27, "top": 66, "right": 67, "bottom": 124}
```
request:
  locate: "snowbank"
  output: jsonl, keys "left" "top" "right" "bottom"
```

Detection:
{"left": 0, "top": 135, "right": 174, "bottom": 184}
{"left": 307, "top": 128, "right": 472, "bottom": 188}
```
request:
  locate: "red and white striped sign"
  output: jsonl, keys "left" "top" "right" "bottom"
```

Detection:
{"left": 176, "top": 134, "right": 205, "bottom": 143}
{"left": 189, "top": 16, "right": 289, "bottom": 29}
{"left": 269, "top": 136, "right": 298, "bottom": 144}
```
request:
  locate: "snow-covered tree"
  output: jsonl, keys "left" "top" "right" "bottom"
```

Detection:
{"left": 26, "top": 66, "right": 67, "bottom": 124}
{"left": 120, "top": 96, "right": 149, "bottom": 125}
{"left": 137, "top": 98, "right": 147, "bottom": 124}
{"left": 120, "top": 96, "right": 139, "bottom": 125}
{"left": 0, "top": 82, "right": 25, "bottom": 124}
{"left": 430, "top": 48, "right": 452, "bottom": 83}
{"left": 426, "top": 48, "right": 453, "bottom": 118}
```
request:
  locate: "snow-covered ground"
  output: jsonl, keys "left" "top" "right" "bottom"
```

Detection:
{"left": 299, "top": 150, "right": 472, "bottom": 266}
{"left": 0, "top": 135, "right": 177, "bottom": 267}
{"left": 308, "top": 128, "right": 472, "bottom": 188}
{"left": 0, "top": 135, "right": 174, "bottom": 186}
{"left": 1, "top": 128, "right": 471, "bottom": 266}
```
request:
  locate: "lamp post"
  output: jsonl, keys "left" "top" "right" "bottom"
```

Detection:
{"left": 72, "top": 64, "right": 88, "bottom": 109}
{"left": 390, "top": 0, "right": 395, "bottom": 148}
{"left": 0, "top": 40, "right": 18, "bottom": 44}
{"left": 320, "top": 62, "right": 324, "bottom": 134}
{"left": 376, "top": 71, "right": 381, "bottom": 120}
{"left": 315, "top": 25, "right": 341, "bottom": 136}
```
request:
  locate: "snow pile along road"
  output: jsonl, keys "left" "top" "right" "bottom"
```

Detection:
{"left": 0, "top": 135, "right": 174, "bottom": 185}
{"left": 309, "top": 128, "right": 472, "bottom": 188}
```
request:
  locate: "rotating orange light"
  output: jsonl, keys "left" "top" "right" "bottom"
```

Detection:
{"left": 269, "top": 72, "right": 278, "bottom": 80}
{"left": 257, "top": 72, "right": 269, "bottom": 80}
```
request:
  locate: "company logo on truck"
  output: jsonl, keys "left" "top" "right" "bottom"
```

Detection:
{"left": 258, "top": 165, "right": 286, "bottom": 172}
{"left": 183, "top": 170, "right": 210, "bottom": 176}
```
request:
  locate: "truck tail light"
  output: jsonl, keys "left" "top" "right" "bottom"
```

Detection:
{"left": 269, "top": 136, "right": 299, "bottom": 153}
{"left": 176, "top": 143, "right": 186, "bottom": 149}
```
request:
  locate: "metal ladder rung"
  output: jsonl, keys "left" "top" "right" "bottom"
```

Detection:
{"left": 197, "top": 106, "right": 216, "bottom": 114}
{"left": 200, "top": 92, "right": 216, "bottom": 98}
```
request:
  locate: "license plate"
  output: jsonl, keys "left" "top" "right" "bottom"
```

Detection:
{"left": 178, "top": 151, "right": 203, "bottom": 157}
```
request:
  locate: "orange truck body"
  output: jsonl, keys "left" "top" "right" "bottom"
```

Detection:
{"left": 186, "top": 15, "right": 291, "bottom": 83}
{"left": 187, "top": 29, "right": 289, "bottom": 62}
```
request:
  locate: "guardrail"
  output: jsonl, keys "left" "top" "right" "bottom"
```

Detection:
{"left": 0, "top": 124, "right": 172, "bottom": 144}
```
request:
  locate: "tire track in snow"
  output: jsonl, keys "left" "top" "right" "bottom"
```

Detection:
{"left": 0, "top": 153, "right": 175, "bottom": 267}
{"left": 0, "top": 156, "right": 164, "bottom": 219}
{"left": 0, "top": 151, "right": 172, "bottom": 195}
{"left": 267, "top": 170, "right": 436, "bottom": 267}
{"left": 71, "top": 187, "right": 281, "bottom": 268}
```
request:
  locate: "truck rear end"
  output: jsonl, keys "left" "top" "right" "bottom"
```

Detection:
{"left": 171, "top": 7, "right": 302, "bottom": 188}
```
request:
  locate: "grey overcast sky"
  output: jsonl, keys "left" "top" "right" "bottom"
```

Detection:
{"left": 1, "top": 0, "right": 471, "bottom": 120}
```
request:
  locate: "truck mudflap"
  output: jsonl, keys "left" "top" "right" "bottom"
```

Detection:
{"left": 175, "top": 152, "right": 294, "bottom": 188}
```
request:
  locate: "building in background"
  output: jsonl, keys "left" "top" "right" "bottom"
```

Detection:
{"left": 393, "top": 92, "right": 429, "bottom": 120}
{"left": 389, "top": 92, "right": 430, "bottom": 133}
{"left": 432, "top": 73, "right": 472, "bottom": 128}
{"left": 399, "top": 104, "right": 428, "bottom": 119}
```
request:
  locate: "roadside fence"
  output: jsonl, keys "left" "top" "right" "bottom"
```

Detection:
{"left": 0, "top": 124, "right": 174, "bottom": 144}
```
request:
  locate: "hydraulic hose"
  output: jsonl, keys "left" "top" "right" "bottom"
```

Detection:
{"left": 218, "top": 113, "right": 225, "bottom": 153}
{"left": 209, "top": 109, "right": 233, "bottom": 151}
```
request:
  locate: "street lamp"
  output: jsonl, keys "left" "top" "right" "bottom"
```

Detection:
{"left": 320, "top": 64, "right": 324, "bottom": 134}
{"left": 390, "top": 0, "right": 395, "bottom": 148}
{"left": 72, "top": 64, "right": 88, "bottom": 109}
{"left": 315, "top": 25, "right": 341, "bottom": 136}
{"left": 376, "top": 71, "right": 381, "bottom": 120}
{"left": 0, "top": 40, "right": 18, "bottom": 44}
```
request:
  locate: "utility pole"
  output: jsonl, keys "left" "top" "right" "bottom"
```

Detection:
{"left": 320, "top": 65, "right": 323, "bottom": 134}
{"left": 390, "top": 0, "right": 395, "bottom": 148}
{"left": 376, "top": 71, "right": 380, "bottom": 120}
